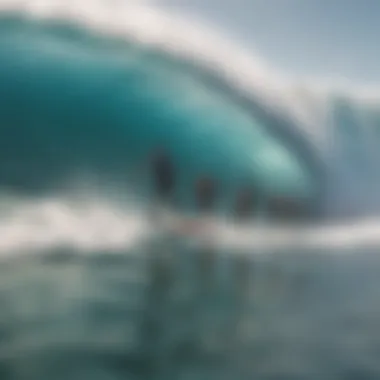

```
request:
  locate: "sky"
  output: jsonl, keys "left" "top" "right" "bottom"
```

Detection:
{"left": 153, "top": 0, "right": 380, "bottom": 85}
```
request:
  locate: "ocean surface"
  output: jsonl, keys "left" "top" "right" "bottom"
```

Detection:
{"left": 1, "top": 1, "right": 380, "bottom": 379}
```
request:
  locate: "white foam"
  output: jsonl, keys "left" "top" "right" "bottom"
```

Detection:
{"left": 0, "top": 195, "right": 379, "bottom": 257}
{"left": 0, "top": 196, "right": 148, "bottom": 255}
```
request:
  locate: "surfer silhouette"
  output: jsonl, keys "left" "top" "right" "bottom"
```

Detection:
{"left": 267, "top": 196, "right": 305, "bottom": 220}
{"left": 195, "top": 177, "right": 217, "bottom": 213}
{"left": 234, "top": 186, "right": 257, "bottom": 221}
{"left": 150, "top": 148, "right": 175, "bottom": 205}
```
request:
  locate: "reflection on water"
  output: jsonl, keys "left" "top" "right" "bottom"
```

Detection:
{"left": 1, "top": 234, "right": 380, "bottom": 380}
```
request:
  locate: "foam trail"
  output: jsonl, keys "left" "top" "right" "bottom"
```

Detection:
{"left": 0, "top": 196, "right": 379, "bottom": 256}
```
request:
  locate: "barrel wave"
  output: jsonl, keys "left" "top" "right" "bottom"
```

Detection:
{"left": 0, "top": 5, "right": 323, "bottom": 213}
{"left": 2, "top": 1, "right": 380, "bottom": 380}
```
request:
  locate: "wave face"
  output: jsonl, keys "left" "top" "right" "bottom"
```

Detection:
{"left": 1, "top": 2, "right": 379, "bottom": 218}
{"left": 1, "top": 1, "right": 380, "bottom": 380}
{"left": 0, "top": 13, "right": 315, "bottom": 205}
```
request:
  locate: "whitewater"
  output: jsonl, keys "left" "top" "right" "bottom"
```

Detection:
{"left": 1, "top": 1, "right": 380, "bottom": 379}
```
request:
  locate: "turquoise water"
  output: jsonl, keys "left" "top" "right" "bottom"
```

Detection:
{"left": 0, "top": 14, "right": 317, "bottom": 205}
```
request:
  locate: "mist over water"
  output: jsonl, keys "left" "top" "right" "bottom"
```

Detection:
{"left": 1, "top": 1, "right": 380, "bottom": 379}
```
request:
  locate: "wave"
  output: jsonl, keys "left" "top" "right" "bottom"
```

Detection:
{"left": 0, "top": 0, "right": 379, "bottom": 219}
{"left": 3, "top": 0, "right": 380, "bottom": 256}
{"left": 0, "top": 0, "right": 325, "bottom": 215}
